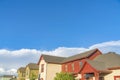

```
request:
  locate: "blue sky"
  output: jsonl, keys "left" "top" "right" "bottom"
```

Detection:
{"left": 0, "top": 0, "right": 120, "bottom": 50}
{"left": 0, "top": 0, "right": 120, "bottom": 75}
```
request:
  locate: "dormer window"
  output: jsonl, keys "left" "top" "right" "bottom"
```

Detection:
{"left": 41, "top": 64, "right": 44, "bottom": 72}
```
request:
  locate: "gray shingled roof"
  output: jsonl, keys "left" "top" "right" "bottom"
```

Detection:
{"left": 17, "top": 67, "right": 26, "bottom": 73}
{"left": 27, "top": 63, "right": 39, "bottom": 70}
{"left": 62, "top": 48, "right": 98, "bottom": 63}
{"left": 94, "top": 52, "right": 120, "bottom": 68}
{"left": 42, "top": 54, "right": 66, "bottom": 64}
{"left": 87, "top": 60, "right": 107, "bottom": 71}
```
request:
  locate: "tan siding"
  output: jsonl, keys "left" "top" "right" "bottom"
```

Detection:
{"left": 17, "top": 71, "right": 25, "bottom": 80}
{"left": 39, "top": 59, "right": 47, "bottom": 80}
{"left": 104, "top": 69, "right": 120, "bottom": 80}
{"left": 25, "top": 67, "right": 30, "bottom": 80}
{"left": 46, "top": 64, "right": 61, "bottom": 80}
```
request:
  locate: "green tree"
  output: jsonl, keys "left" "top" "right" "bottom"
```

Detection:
{"left": 54, "top": 72, "right": 75, "bottom": 80}
{"left": 30, "top": 72, "right": 38, "bottom": 80}
{"left": 20, "top": 78, "right": 25, "bottom": 80}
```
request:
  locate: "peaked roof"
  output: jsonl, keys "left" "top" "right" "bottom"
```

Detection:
{"left": 38, "top": 48, "right": 101, "bottom": 64}
{"left": 79, "top": 52, "right": 120, "bottom": 74}
{"left": 26, "top": 63, "right": 39, "bottom": 70}
{"left": 87, "top": 60, "right": 107, "bottom": 71}
{"left": 94, "top": 52, "right": 120, "bottom": 68}
{"left": 17, "top": 67, "right": 26, "bottom": 73}
{"left": 40, "top": 54, "right": 66, "bottom": 64}
{"left": 62, "top": 48, "right": 99, "bottom": 63}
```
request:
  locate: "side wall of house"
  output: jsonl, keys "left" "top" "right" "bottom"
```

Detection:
{"left": 62, "top": 59, "right": 86, "bottom": 73}
{"left": 104, "top": 69, "right": 120, "bottom": 80}
{"left": 17, "top": 71, "right": 25, "bottom": 80}
{"left": 26, "top": 67, "right": 30, "bottom": 80}
{"left": 46, "top": 63, "right": 61, "bottom": 80}
{"left": 39, "top": 58, "right": 47, "bottom": 80}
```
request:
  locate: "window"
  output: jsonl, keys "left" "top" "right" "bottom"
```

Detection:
{"left": 79, "top": 61, "right": 83, "bottom": 67}
{"left": 72, "top": 63, "right": 74, "bottom": 71}
{"left": 65, "top": 65, "right": 68, "bottom": 71}
{"left": 41, "top": 64, "right": 44, "bottom": 72}
{"left": 22, "top": 73, "right": 25, "bottom": 77}
{"left": 26, "top": 70, "right": 29, "bottom": 76}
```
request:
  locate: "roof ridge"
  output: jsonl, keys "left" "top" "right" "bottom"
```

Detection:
{"left": 62, "top": 48, "right": 99, "bottom": 63}
{"left": 42, "top": 54, "right": 66, "bottom": 58}
{"left": 67, "top": 48, "right": 98, "bottom": 58}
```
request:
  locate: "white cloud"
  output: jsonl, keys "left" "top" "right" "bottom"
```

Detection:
{"left": 0, "top": 68, "right": 17, "bottom": 75}
{"left": 0, "top": 40, "right": 120, "bottom": 75}
{"left": 89, "top": 40, "right": 120, "bottom": 53}
{"left": 6, "top": 69, "right": 17, "bottom": 75}
{"left": 0, "top": 68, "right": 5, "bottom": 73}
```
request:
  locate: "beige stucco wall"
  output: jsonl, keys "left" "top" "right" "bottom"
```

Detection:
{"left": 17, "top": 70, "right": 25, "bottom": 80}
{"left": 46, "top": 64, "right": 61, "bottom": 80}
{"left": 39, "top": 59, "right": 47, "bottom": 80}
{"left": 25, "top": 66, "right": 38, "bottom": 80}
{"left": 26, "top": 67, "right": 30, "bottom": 80}
{"left": 104, "top": 69, "right": 120, "bottom": 80}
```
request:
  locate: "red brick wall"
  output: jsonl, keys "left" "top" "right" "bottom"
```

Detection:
{"left": 62, "top": 59, "right": 86, "bottom": 73}
{"left": 81, "top": 62, "right": 96, "bottom": 73}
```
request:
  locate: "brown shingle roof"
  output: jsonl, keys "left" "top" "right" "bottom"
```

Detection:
{"left": 94, "top": 52, "right": 120, "bottom": 68}
{"left": 42, "top": 54, "right": 66, "bottom": 64}
{"left": 17, "top": 67, "right": 26, "bottom": 73}
{"left": 87, "top": 60, "right": 107, "bottom": 71}
{"left": 62, "top": 48, "right": 98, "bottom": 63}
{"left": 27, "top": 63, "right": 39, "bottom": 70}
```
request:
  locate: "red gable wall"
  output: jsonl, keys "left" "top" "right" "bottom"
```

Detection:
{"left": 80, "top": 62, "right": 97, "bottom": 73}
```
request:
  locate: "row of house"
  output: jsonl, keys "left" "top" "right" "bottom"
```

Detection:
{"left": 17, "top": 63, "right": 39, "bottom": 80}
{"left": 18, "top": 48, "right": 120, "bottom": 80}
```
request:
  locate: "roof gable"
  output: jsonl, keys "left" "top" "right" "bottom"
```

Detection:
{"left": 17, "top": 67, "right": 26, "bottom": 73}
{"left": 80, "top": 61, "right": 97, "bottom": 73}
{"left": 87, "top": 60, "right": 107, "bottom": 71}
{"left": 80, "top": 60, "right": 112, "bottom": 74}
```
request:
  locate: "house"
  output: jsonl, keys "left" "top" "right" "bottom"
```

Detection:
{"left": 80, "top": 52, "right": 120, "bottom": 80}
{"left": 25, "top": 63, "right": 39, "bottom": 80}
{"left": 1, "top": 75, "right": 15, "bottom": 80}
{"left": 38, "top": 48, "right": 120, "bottom": 80}
{"left": 61, "top": 48, "right": 101, "bottom": 80}
{"left": 17, "top": 67, "right": 26, "bottom": 80}
{"left": 37, "top": 54, "right": 66, "bottom": 80}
